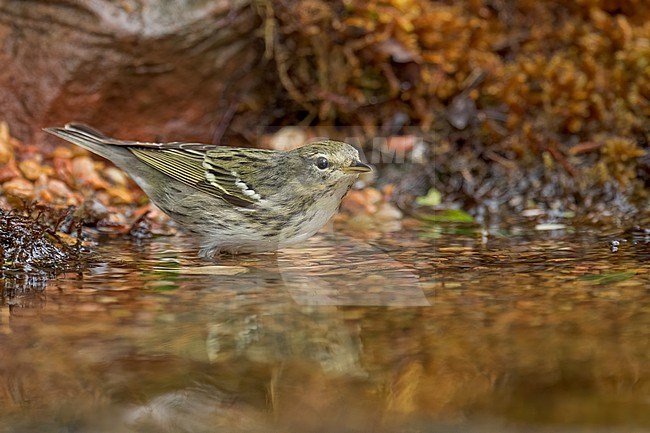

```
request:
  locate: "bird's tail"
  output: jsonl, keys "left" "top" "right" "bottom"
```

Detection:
{"left": 43, "top": 123, "right": 137, "bottom": 163}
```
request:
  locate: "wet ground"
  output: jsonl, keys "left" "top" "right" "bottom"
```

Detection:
{"left": 1, "top": 220, "right": 649, "bottom": 433}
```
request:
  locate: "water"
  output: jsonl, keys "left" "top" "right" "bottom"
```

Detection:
{"left": 1, "top": 221, "right": 649, "bottom": 432}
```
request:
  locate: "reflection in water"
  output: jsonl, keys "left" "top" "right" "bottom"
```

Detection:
{"left": 278, "top": 234, "right": 428, "bottom": 306}
{"left": 124, "top": 385, "right": 266, "bottom": 433}
{"left": 1, "top": 225, "right": 650, "bottom": 432}
{"left": 206, "top": 307, "right": 366, "bottom": 377}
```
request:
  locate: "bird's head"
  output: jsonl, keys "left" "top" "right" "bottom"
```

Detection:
{"left": 289, "top": 140, "right": 372, "bottom": 192}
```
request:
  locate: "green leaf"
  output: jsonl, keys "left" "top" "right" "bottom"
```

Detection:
{"left": 416, "top": 188, "right": 442, "bottom": 207}
{"left": 418, "top": 209, "right": 474, "bottom": 223}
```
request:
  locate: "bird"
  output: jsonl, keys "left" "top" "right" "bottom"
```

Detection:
{"left": 44, "top": 124, "right": 372, "bottom": 257}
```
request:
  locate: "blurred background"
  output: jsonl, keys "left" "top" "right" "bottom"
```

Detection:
{"left": 0, "top": 0, "right": 649, "bottom": 219}
{"left": 2, "top": 3, "right": 650, "bottom": 432}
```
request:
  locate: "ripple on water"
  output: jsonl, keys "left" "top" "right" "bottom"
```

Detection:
{"left": 1, "top": 222, "right": 649, "bottom": 432}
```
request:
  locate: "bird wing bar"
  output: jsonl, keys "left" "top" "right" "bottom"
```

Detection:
{"left": 131, "top": 148, "right": 261, "bottom": 208}
{"left": 200, "top": 149, "right": 276, "bottom": 208}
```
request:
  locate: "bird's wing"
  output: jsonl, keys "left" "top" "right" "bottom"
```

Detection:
{"left": 47, "top": 124, "right": 262, "bottom": 208}
{"left": 201, "top": 148, "right": 277, "bottom": 208}
{"left": 130, "top": 147, "right": 272, "bottom": 209}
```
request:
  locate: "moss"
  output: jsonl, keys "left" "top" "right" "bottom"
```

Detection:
{"left": 259, "top": 0, "right": 649, "bottom": 218}
{"left": 0, "top": 204, "right": 83, "bottom": 275}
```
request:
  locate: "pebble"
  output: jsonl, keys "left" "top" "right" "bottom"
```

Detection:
{"left": 0, "top": 121, "right": 12, "bottom": 164}
{"left": 341, "top": 190, "right": 372, "bottom": 214}
{"left": 83, "top": 199, "right": 110, "bottom": 221}
{"left": 0, "top": 160, "right": 21, "bottom": 183}
{"left": 0, "top": 142, "right": 12, "bottom": 165}
{"left": 365, "top": 187, "right": 383, "bottom": 206}
{"left": 269, "top": 126, "right": 308, "bottom": 151}
{"left": 374, "top": 202, "right": 403, "bottom": 222}
{"left": 50, "top": 146, "right": 73, "bottom": 159}
{"left": 72, "top": 156, "right": 108, "bottom": 189}
{"left": 47, "top": 179, "right": 76, "bottom": 200}
{"left": 52, "top": 158, "right": 74, "bottom": 186}
{"left": 2, "top": 177, "right": 35, "bottom": 199}
{"left": 18, "top": 159, "right": 44, "bottom": 181}
{"left": 104, "top": 167, "right": 129, "bottom": 186}
{"left": 71, "top": 156, "right": 96, "bottom": 181}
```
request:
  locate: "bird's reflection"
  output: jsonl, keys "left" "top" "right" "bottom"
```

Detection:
{"left": 275, "top": 234, "right": 429, "bottom": 306}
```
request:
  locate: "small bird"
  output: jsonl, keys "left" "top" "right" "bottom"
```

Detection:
{"left": 45, "top": 124, "right": 372, "bottom": 257}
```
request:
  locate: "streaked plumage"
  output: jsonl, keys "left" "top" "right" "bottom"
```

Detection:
{"left": 44, "top": 124, "right": 371, "bottom": 257}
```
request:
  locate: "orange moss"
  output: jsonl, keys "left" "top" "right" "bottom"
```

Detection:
{"left": 590, "top": 136, "right": 646, "bottom": 187}
{"left": 265, "top": 0, "right": 648, "bottom": 160}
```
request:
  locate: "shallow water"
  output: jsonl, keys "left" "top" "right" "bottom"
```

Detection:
{"left": 1, "top": 221, "right": 649, "bottom": 433}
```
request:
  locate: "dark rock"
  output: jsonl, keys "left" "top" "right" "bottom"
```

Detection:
{"left": 0, "top": 205, "right": 82, "bottom": 273}
{"left": 0, "top": 0, "right": 260, "bottom": 144}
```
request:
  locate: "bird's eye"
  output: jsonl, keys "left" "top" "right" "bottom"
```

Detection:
{"left": 315, "top": 156, "right": 329, "bottom": 170}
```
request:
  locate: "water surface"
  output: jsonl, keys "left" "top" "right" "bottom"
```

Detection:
{"left": 1, "top": 222, "right": 649, "bottom": 432}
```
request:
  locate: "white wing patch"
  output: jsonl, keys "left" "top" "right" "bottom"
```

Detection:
{"left": 203, "top": 170, "right": 229, "bottom": 195}
{"left": 231, "top": 171, "right": 262, "bottom": 201}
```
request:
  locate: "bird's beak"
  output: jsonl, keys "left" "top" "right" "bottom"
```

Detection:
{"left": 341, "top": 160, "right": 372, "bottom": 173}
